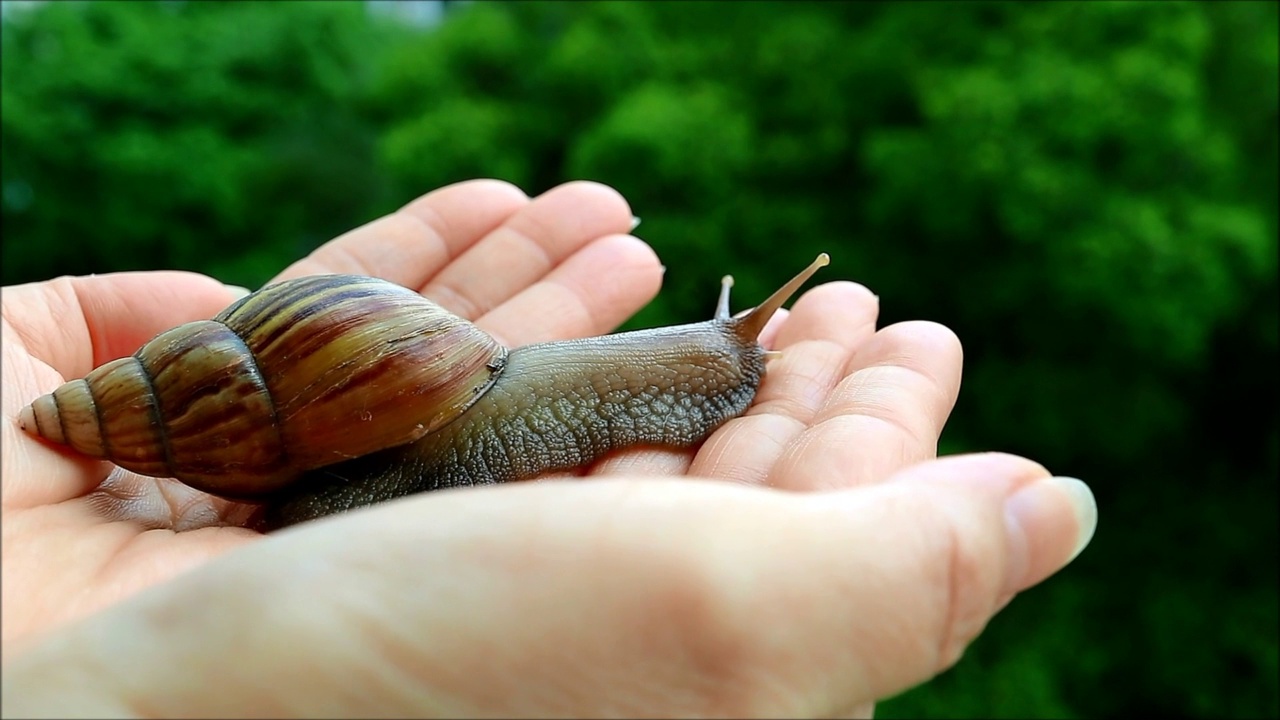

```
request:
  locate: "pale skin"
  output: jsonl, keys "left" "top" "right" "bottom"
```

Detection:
{"left": 1, "top": 180, "right": 1096, "bottom": 718}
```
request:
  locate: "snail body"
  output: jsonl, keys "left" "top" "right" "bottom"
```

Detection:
{"left": 19, "top": 254, "right": 830, "bottom": 528}
{"left": 266, "top": 313, "right": 768, "bottom": 527}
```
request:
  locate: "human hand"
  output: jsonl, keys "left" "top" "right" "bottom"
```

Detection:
{"left": 2, "top": 180, "right": 1096, "bottom": 717}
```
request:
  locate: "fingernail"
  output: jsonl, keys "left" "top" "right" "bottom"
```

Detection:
{"left": 224, "top": 284, "right": 252, "bottom": 300}
{"left": 1050, "top": 477, "right": 1098, "bottom": 563}
{"left": 1003, "top": 476, "right": 1097, "bottom": 592}
{"left": 630, "top": 216, "right": 642, "bottom": 231}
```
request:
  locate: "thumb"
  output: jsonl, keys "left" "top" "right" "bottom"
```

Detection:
{"left": 5, "top": 271, "right": 248, "bottom": 383}
{"left": 3, "top": 272, "right": 249, "bottom": 508}
{"left": 1, "top": 453, "right": 1095, "bottom": 718}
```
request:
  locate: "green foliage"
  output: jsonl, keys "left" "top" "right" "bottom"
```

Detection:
{"left": 1, "top": 0, "right": 398, "bottom": 288}
{"left": 3, "top": 1, "right": 1276, "bottom": 716}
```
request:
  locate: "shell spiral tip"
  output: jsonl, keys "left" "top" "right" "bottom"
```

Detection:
{"left": 17, "top": 393, "right": 67, "bottom": 444}
{"left": 17, "top": 403, "right": 36, "bottom": 432}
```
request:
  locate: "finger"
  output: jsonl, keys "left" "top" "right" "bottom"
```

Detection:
{"left": 818, "top": 454, "right": 1093, "bottom": 699}
{"left": 769, "top": 320, "right": 964, "bottom": 491}
{"left": 3, "top": 271, "right": 243, "bottom": 383}
{"left": 419, "top": 180, "right": 635, "bottom": 320}
{"left": 760, "top": 282, "right": 881, "bottom": 421}
{"left": 1, "top": 454, "right": 1096, "bottom": 718}
{"left": 590, "top": 446, "right": 694, "bottom": 478}
{"left": 771, "top": 281, "right": 879, "bottom": 352}
{"left": 688, "top": 281, "right": 880, "bottom": 485}
{"left": 475, "top": 234, "right": 662, "bottom": 346}
{"left": 274, "top": 179, "right": 529, "bottom": 287}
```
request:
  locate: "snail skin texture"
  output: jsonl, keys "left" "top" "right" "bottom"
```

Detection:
{"left": 20, "top": 254, "right": 830, "bottom": 529}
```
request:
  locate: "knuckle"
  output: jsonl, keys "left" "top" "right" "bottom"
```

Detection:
{"left": 925, "top": 502, "right": 1004, "bottom": 669}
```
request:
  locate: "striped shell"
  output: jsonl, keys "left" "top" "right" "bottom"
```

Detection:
{"left": 18, "top": 275, "right": 507, "bottom": 498}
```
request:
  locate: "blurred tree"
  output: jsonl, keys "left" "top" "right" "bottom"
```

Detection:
{"left": 1, "top": 0, "right": 399, "bottom": 288}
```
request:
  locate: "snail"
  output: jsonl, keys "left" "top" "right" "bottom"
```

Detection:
{"left": 19, "top": 253, "right": 830, "bottom": 529}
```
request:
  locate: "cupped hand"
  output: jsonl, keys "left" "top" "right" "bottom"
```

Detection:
{"left": 1, "top": 180, "right": 1096, "bottom": 718}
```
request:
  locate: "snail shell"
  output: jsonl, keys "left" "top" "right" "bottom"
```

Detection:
{"left": 18, "top": 275, "right": 506, "bottom": 498}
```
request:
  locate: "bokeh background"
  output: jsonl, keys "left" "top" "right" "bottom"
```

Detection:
{"left": 2, "top": 1, "right": 1276, "bottom": 716}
